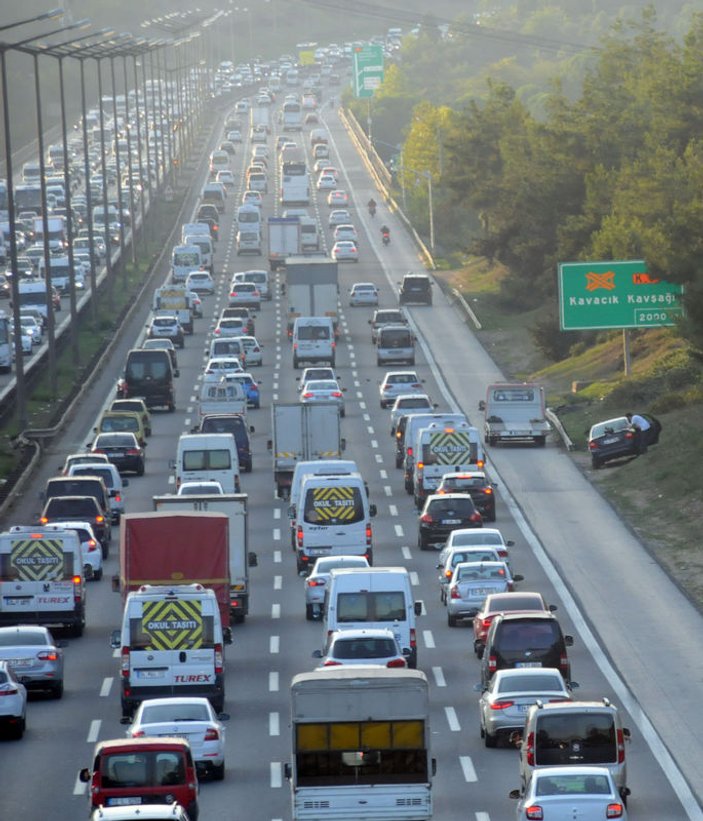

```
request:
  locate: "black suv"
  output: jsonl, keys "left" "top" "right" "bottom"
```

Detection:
{"left": 417, "top": 493, "right": 483, "bottom": 550}
{"left": 42, "top": 477, "right": 112, "bottom": 549}
{"left": 195, "top": 414, "right": 254, "bottom": 472}
{"left": 399, "top": 274, "right": 432, "bottom": 306}
{"left": 479, "top": 612, "right": 574, "bottom": 688}
{"left": 118, "top": 348, "right": 175, "bottom": 411}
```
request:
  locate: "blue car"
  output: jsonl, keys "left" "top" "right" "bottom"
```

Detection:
{"left": 230, "top": 373, "right": 260, "bottom": 408}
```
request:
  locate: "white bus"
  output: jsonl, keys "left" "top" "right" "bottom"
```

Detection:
{"left": 282, "top": 101, "right": 303, "bottom": 132}
{"left": 280, "top": 158, "right": 309, "bottom": 205}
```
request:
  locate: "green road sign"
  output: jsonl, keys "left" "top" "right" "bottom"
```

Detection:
{"left": 558, "top": 259, "right": 684, "bottom": 331}
{"left": 353, "top": 45, "right": 384, "bottom": 99}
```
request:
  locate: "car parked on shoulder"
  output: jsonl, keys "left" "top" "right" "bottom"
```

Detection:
{"left": 587, "top": 414, "right": 661, "bottom": 469}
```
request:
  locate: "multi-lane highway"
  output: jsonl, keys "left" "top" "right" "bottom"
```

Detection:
{"left": 0, "top": 92, "right": 701, "bottom": 820}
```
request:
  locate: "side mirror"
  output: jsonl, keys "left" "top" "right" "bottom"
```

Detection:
{"left": 431, "top": 758, "right": 437, "bottom": 776}
{"left": 367, "top": 319, "right": 372, "bottom": 325}
{"left": 506, "top": 540, "right": 515, "bottom": 547}
{"left": 123, "top": 479, "right": 130, "bottom": 487}
{"left": 191, "top": 425, "right": 198, "bottom": 433}
{"left": 508, "top": 789, "right": 521, "bottom": 800}
{"left": 478, "top": 400, "right": 486, "bottom": 412}
{"left": 413, "top": 601, "right": 422, "bottom": 616}
{"left": 111, "top": 575, "right": 120, "bottom": 593}
{"left": 623, "top": 727, "right": 631, "bottom": 740}
{"left": 249, "top": 426, "right": 255, "bottom": 433}
{"left": 548, "top": 604, "right": 557, "bottom": 612}
{"left": 476, "top": 645, "right": 484, "bottom": 660}
{"left": 93, "top": 426, "right": 98, "bottom": 433}
{"left": 174, "top": 369, "right": 180, "bottom": 377}
{"left": 369, "top": 504, "right": 377, "bottom": 517}
{"left": 79, "top": 768, "right": 91, "bottom": 783}
{"left": 119, "top": 715, "right": 132, "bottom": 725}
{"left": 248, "top": 551, "right": 258, "bottom": 568}
{"left": 56, "top": 639, "right": 69, "bottom": 648}
{"left": 568, "top": 680, "right": 579, "bottom": 690}
{"left": 564, "top": 635, "right": 574, "bottom": 647}
{"left": 512, "top": 574, "right": 524, "bottom": 582}
{"left": 284, "top": 763, "right": 292, "bottom": 780}
{"left": 218, "top": 712, "right": 231, "bottom": 721}
{"left": 472, "top": 682, "right": 483, "bottom": 692}
{"left": 287, "top": 505, "right": 295, "bottom": 520}
{"left": 110, "top": 629, "right": 121, "bottom": 649}
{"left": 402, "top": 647, "right": 411, "bottom": 656}
{"left": 312, "top": 649, "right": 323, "bottom": 659}
{"left": 266, "top": 439, "right": 272, "bottom": 450}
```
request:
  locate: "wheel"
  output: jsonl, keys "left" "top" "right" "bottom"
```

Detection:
{"left": 101, "top": 541, "right": 109, "bottom": 560}
{"left": 10, "top": 717, "right": 25, "bottom": 740}
{"left": 340, "top": 409, "right": 345, "bottom": 418}
{"left": 447, "top": 612, "right": 457, "bottom": 627}
{"left": 136, "top": 461, "right": 145, "bottom": 477}
{"left": 305, "top": 604, "right": 314, "bottom": 621}
{"left": 591, "top": 457, "right": 601, "bottom": 470}
{"left": 486, "top": 509, "right": 496, "bottom": 523}
{"left": 71, "top": 619, "right": 84, "bottom": 638}
{"left": 483, "top": 727, "right": 497, "bottom": 748}
{"left": 211, "top": 761, "right": 225, "bottom": 781}
{"left": 168, "top": 401, "right": 176, "bottom": 413}
{"left": 534, "top": 436, "right": 546, "bottom": 447}
{"left": 93, "top": 567, "right": 103, "bottom": 581}
{"left": 488, "top": 436, "right": 497, "bottom": 446}
{"left": 418, "top": 533, "right": 428, "bottom": 551}
{"left": 51, "top": 680, "right": 64, "bottom": 699}
{"left": 293, "top": 357, "right": 299, "bottom": 369}
{"left": 244, "top": 461, "right": 252, "bottom": 473}
{"left": 395, "top": 454, "right": 403, "bottom": 469}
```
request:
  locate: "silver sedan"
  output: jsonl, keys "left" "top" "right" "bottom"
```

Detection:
{"left": 446, "top": 561, "right": 523, "bottom": 626}
{"left": 510, "top": 766, "right": 626, "bottom": 820}
{"left": 300, "top": 379, "right": 346, "bottom": 417}
{"left": 0, "top": 625, "right": 66, "bottom": 698}
{"left": 479, "top": 667, "right": 574, "bottom": 747}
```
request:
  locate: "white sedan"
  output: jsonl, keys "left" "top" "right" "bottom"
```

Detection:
{"left": 334, "top": 224, "right": 358, "bottom": 244}
{"left": 204, "top": 356, "right": 244, "bottom": 378}
{"left": 331, "top": 240, "right": 359, "bottom": 263}
{"left": 236, "top": 334, "right": 263, "bottom": 366}
{"left": 349, "top": 282, "right": 378, "bottom": 307}
{"left": 316, "top": 173, "right": 337, "bottom": 190}
{"left": 0, "top": 661, "right": 26, "bottom": 739}
{"left": 125, "top": 696, "right": 229, "bottom": 780}
{"left": 329, "top": 209, "right": 351, "bottom": 227}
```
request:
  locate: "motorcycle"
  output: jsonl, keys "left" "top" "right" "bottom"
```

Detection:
{"left": 368, "top": 202, "right": 376, "bottom": 218}
{"left": 382, "top": 231, "right": 390, "bottom": 246}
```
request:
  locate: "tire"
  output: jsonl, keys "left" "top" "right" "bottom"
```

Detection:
{"left": 340, "top": 409, "right": 345, "bottom": 418}
{"left": 101, "top": 541, "right": 109, "bottom": 560}
{"left": 136, "top": 461, "right": 145, "bottom": 477}
{"left": 534, "top": 436, "right": 546, "bottom": 447}
{"left": 305, "top": 604, "right": 314, "bottom": 621}
{"left": 293, "top": 357, "right": 299, "bottom": 369}
{"left": 591, "top": 457, "right": 601, "bottom": 470}
{"left": 447, "top": 612, "right": 457, "bottom": 627}
{"left": 10, "top": 717, "right": 25, "bottom": 740}
{"left": 395, "top": 454, "right": 403, "bottom": 469}
{"left": 244, "top": 461, "right": 252, "bottom": 473}
{"left": 486, "top": 509, "right": 496, "bottom": 523}
{"left": 418, "top": 533, "right": 428, "bottom": 551}
{"left": 483, "top": 727, "right": 497, "bottom": 748}
{"left": 211, "top": 762, "right": 225, "bottom": 781}
{"left": 168, "top": 401, "right": 176, "bottom": 413}
{"left": 93, "top": 567, "right": 103, "bottom": 581}
{"left": 51, "top": 680, "right": 64, "bottom": 699}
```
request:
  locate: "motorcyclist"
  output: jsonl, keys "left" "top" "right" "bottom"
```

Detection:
{"left": 380, "top": 224, "right": 390, "bottom": 242}
{"left": 367, "top": 198, "right": 377, "bottom": 216}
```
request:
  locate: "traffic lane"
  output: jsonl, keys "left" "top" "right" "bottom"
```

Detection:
{"left": 335, "top": 312, "right": 688, "bottom": 820}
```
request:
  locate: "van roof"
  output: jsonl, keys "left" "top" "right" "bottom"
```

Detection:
{"left": 92, "top": 736, "right": 192, "bottom": 754}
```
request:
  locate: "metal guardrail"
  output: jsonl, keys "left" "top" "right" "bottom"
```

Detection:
{"left": 338, "top": 106, "right": 436, "bottom": 270}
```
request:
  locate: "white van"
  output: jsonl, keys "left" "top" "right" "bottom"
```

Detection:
{"left": 288, "top": 459, "right": 359, "bottom": 548}
{"left": 401, "top": 412, "right": 468, "bottom": 492}
{"left": 232, "top": 269, "right": 270, "bottom": 300}
{"left": 412, "top": 420, "right": 484, "bottom": 506}
{"left": 183, "top": 233, "right": 214, "bottom": 272}
{"left": 0, "top": 526, "right": 86, "bottom": 636}
{"left": 202, "top": 183, "right": 227, "bottom": 213}
{"left": 298, "top": 216, "right": 320, "bottom": 250}
{"left": 295, "top": 472, "right": 377, "bottom": 573}
{"left": 174, "top": 433, "right": 240, "bottom": 493}
{"left": 236, "top": 229, "right": 262, "bottom": 255}
{"left": 324, "top": 567, "right": 421, "bottom": 668}
{"left": 209, "top": 149, "right": 230, "bottom": 176}
{"left": 292, "top": 316, "right": 336, "bottom": 368}
{"left": 236, "top": 203, "right": 262, "bottom": 234}
{"left": 110, "top": 583, "right": 231, "bottom": 716}
{"left": 171, "top": 244, "right": 203, "bottom": 283}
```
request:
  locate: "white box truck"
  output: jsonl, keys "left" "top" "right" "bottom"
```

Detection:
{"left": 268, "top": 216, "right": 301, "bottom": 271}
{"left": 285, "top": 256, "right": 338, "bottom": 337}
{"left": 268, "top": 402, "right": 345, "bottom": 498}
{"left": 153, "top": 494, "right": 257, "bottom": 623}
{"left": 152, "top": 284, "right": 195, "bottom": 334}
{"left": 479, "top": 382, "right": 550, "bottom": 446}
{"left": 285, "top": 668, "right": 435, "bottom": 821}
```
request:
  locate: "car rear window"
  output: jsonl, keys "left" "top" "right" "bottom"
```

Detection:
{"left": 45, "top": 498, "right": 98, "bottom": 517}
{"left": 126, "top": 355, "right": 170, "bottom": 381}
{"left": 332, "top": 638, "right": 397, "bottom": 659}
{"left": 100, "top": 751, "right": 186, "bottom": 787}
{"left": 451, "top": 531, "right": 502, "bottom": 546}
{"left": 429, "top": 499, "right": 476, "bottom": 515}
{"left": 337, "top": 592, "right": 406, "bottom": 623}
{"left": 497, "top": 620, "right": 560, "bottom": 649}
{"left": 534, "top": 713, "right": 617, "bottom": 765}
{"left": 487, "top": 594, "right": 543, "bottom": 612}
{"left": 497, "top": 673, "right": 564, "bottom": 693}
{"left": 101, "top": 416, "right": 138, "bottom": 433}
{"left": 297, "top": 325, "right": 330, "bottom": 341}
{"left": 182, "top": 449, "right": 231, "bottom": 471}
{"left": 379, "top": 329, "right": 413, "bottom": 346}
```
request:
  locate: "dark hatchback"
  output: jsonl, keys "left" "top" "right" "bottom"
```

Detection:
{"left": 195, "top": 414, "right": 254, "bottom": 472}
{"left": 89, "top": 432, "right": 145, "bottom": 476}
{"left": 418, "top": 493, "right": 483, "bottom": 550}
{"left": 587, "top": 414, "right": 661, "bottom": 469}
{"left": 398, "top": 274, "right": 432, "bottom": 306}
{"left": 479, "top": 612, "right": 573, "bottom": 688}
{"left": 436, "top": 471, "right": 497, "bottom": 521}
{"left": 40, "top": 495, "right": 110, "bottom": 552}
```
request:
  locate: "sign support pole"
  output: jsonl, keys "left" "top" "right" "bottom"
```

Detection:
{"left": 623, "top": 329, "right": 631, "bottom": 376}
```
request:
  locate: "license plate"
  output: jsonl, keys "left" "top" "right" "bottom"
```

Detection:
{"left": 107, "top": 797, "right": 142, "bottom": 806}
{"left": 137, "top": 669, "right": 164, "bottom": 679}
{"left": 107, "top": 451, "right": 122, "bottom": 458}
{"left": 4, "top": 598, "right": 30, "bottom": 606}
{"left": 602, "top": 437, "right": 619, "bottom": 445}
{"left": 443, "top": 519, "right": 461, "bottom": 525}
{"left": 307, "top": 548, "right": 330, "bottom": 556}
{"left": 517, "top": 704, "right": 530, "bottom": 712}
{"left": 469, "top": 588, "right": 492, "bottom": 597}
{"left": 516, "top": 662, "right": 542, "bottom": 668}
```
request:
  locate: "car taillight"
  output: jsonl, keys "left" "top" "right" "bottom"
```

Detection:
{"left": 130, "top": 729, "right": 145, "bottom": 737}
{"left": 37, "top": 650, "right": 59, "bottom": 662}
{"left": 307, "top": 578, "right": 325, "bottom": 587}
{"left": 114, "top": 494, "right": 121, "bottom": 503}
{"left": 606, "top": 804, "right": 624, "bottom": 818}
{"left": 386, "top": 658, "right": 406, "bottom": 668}
{"left": 525, "top": 730, "right": 535, "bottom": 766}
{"left": 87, "top": 539, "right": 98, "bottom": 552}
{"left": 204, "top": 727, "right": 220, "bottom": 741}
{"left": 323, "top": 660, "right": 342, "bottom": 666}
{"left": 488, "top": 655, "right": 497, "bottom": 673}
{"left": 331, "top": 391, "right": 342, "bottom": 398}
{"left": 230, "top": 291, "right": 237, "bottom": 297}
{"left": 409, "top": 628, "right": 416, "bottom": 648}
{"left": 624, "top": 431, "right": 634, "bottom": 439}
{"left": 420, "top": 514, "right": 432, "bottom": 523}
{"left": 482, "top": 617, "right": 493, "bottom": 629}
{"left": 365, "top": 523, "right": 372, "bottom": 545}
{"left": 560, "top": 653, "right": 569, "bottom": 675}
{"left": 214, "top": 643, "right": 224, "bottom": 675}
{"left": 121, "top": 647, "right": 130, "bottom": 678}
{"left": 0, "top": 685, "right": 19, "bottom": 696}
{"left": 214, "top": 328, "right": 221, "bottom": 335}
{"left": 450, "top": 586, "right": 461, "bottom": 599}
{"left": 296, "top": 525, "right": 303, "bottom": 547}
{"left": 302, "top": 392, "right": 313, "bottom": 399}
{"left": 588, "top": 441, "right": 599, "bottom": 451}
{"left": 497, "top": 548, "right": 508, "bottom": 558}
{"left": 489, "top": 700, "right": 514, "bottom": 710}
{"left": 127, "top": 449, "right": 141, "bottom": 455}
{"left": 525, "top": 806, "right": 543, "bottom": 820}
{"left": 407, "top": 447, "right": 413, "bottom": 456}
{"left": 617, "top": 727, "right": 625, "bottom": 764}
{"left": 470, "top": 512, "right": 482, "bottom": 524}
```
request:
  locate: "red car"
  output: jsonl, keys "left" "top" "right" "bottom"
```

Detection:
{"left": 472, "top": 591, "right": 556, "bottom": 656}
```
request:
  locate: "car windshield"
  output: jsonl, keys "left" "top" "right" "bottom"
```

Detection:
{"left": 591, "top": 417, "right": 630, "bottom": 438}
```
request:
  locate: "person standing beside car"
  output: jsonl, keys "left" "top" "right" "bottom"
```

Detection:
{"left": 626, "top": 412, "right": 651, "bottom": 453}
